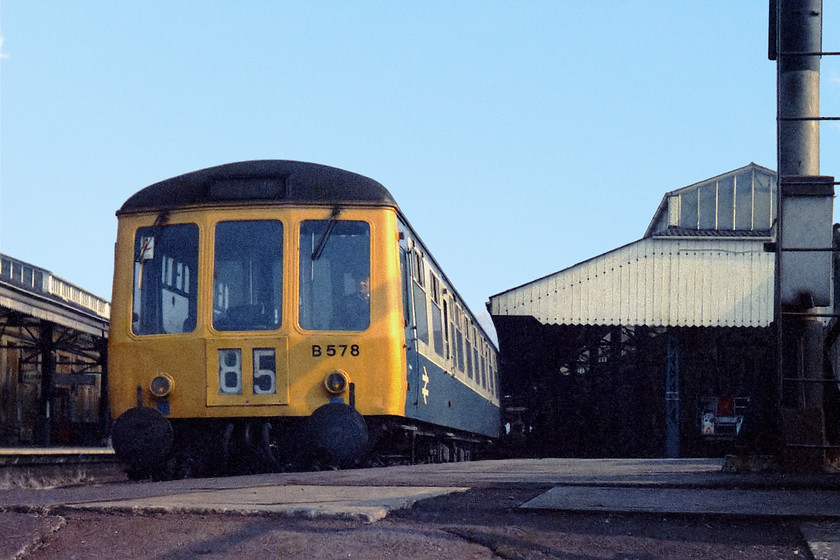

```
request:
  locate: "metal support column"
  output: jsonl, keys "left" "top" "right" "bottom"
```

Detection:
{"left": 38, "top": 321, "right": 55, "bottom": 447}
{"left": 773, "top": 0, "right": 832, "bottom": 469}
{"left": 665, "top": 334, "right": 680, "bottom": 458}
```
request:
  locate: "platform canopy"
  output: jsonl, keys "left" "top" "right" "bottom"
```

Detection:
{"left": 489, "top": 164, "right": 777, "bottom": 329}
{"left": 0, "top": 254, "right": 109, "bottom": 336}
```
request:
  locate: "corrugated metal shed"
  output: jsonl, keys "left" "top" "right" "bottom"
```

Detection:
{"left": 489, "top": 235, "right": 774, "bottom": 328}
{"left": 489, "top": 163, "right": 778, "bottom": 329}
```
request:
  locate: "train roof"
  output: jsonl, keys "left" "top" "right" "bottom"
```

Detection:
{"left": 118, "top": 160, "right": 398, "bottom": 215}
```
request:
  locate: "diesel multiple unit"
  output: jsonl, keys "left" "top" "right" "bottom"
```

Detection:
{"left": 108, "top": 160, "right": 499, "bottom": 478}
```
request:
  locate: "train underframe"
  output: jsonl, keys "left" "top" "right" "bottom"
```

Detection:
{"left": 111, "top": 403, "right": 493, "bottom": 480}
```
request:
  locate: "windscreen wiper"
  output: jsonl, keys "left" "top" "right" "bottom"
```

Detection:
{"left": 134, "top": 211, "right": 170, "bottom": 262}
{"left": 312, "top": 206, "right": 341, "bottom": 260}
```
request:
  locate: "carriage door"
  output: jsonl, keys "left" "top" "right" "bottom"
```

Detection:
{"left": 399, "top": 238, "right": 421, "bottom": 412}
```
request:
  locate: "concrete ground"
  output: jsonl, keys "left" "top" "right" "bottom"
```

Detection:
{"left": 2, "top": 457, "right": 840, "bottom": 559}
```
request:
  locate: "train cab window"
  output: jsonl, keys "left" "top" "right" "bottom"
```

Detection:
{"left": 132, "top": 223, "right": 199, "bottom": 335}
{"left": 299, "top": 220, "right": 370, "bottom": 331}
{"left": 213, "top": 220, "right": 283, "bottom": 331}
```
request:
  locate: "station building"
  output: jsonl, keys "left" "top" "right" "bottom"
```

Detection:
{"left": 489, "top": 163, "right": 788, "bottom": 458}
{"left": 0, "top": 254, "right": 110, "bottom": 446}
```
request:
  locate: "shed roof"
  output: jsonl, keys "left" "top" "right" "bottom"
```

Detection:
{"left": 489, "top": 164, "right": 777, "bottom": 329}
{"left": 488, "top": 236, "right": 773, "bottom": 328}
{"left": 645, "top": 163, "right": 776, "bottom": 238}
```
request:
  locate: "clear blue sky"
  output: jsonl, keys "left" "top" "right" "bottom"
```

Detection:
{"left": 2, "top": 2, "right": 839, "bottom": 336}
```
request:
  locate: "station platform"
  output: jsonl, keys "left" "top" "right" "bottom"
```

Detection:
{"left": 3, "top": 457, "right": 840, "bottom": 518}
{"left": 3, "top": 458, "right": 840, "bottom": 559}
{"left": 0, "top": 446, "right": 119, "bottom": 491}
{"left": 0, "top": 447, "right": 114, "bottom": 461}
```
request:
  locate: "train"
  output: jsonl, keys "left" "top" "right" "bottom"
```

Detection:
{"left": 108, "top": 160, "right": 500, "bottom": 478}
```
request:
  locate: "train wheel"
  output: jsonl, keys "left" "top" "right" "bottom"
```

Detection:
{"left": 112, "top": 406, "right": 173, "bottom": 476}
{"left": 305, "top": 402, "right": 368, "bottom": 468}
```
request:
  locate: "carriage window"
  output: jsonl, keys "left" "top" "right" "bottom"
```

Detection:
{"left": 480, "top": 351, "right": 487, "bottom": 389}
{"left": 132, "top": 224, "right": 199, "bottom": 335}
{"left": 466, "top": 336, "right": 474, "bottom": 379}
{"left": 456, "top": 322, "right": 465, "bottom": 373}
{"left": 299, "top": 220, "right": 370, "bottom": 331}
{"left": 413, "top": 282, "right": 429, "bottom": 344}
{"left": 443, "top": 300, "right": 452, "bottom": 360}
{"left": 430, "top": 274, "right": 444, "bottom": 356}
{"left": 213, "top": 220, "right": 283, "bottom": 331}
{"left": 456, "top": 335, "right": 465, "bottom": 373}
{"left": 413, "top": 251, "right": 425, "bottom": 286}
{"left": 431, "top": 302, "right": 444, "bottom": 357}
